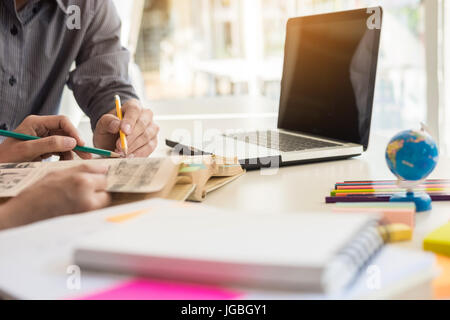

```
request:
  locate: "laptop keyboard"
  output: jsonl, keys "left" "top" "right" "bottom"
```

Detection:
{"left": 225, "top": 131, "right": 340, "bottom": 152}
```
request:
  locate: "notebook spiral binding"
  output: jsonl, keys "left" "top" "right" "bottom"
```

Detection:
{"left": 321, "top": 221, "right": 384, "bottom": 293}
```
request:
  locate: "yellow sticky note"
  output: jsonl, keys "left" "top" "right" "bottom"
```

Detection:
{"left": 424, "top": 223, "right": 450, "bottom": 257}
{"left": 378, "top": 224, "right": 413, "bottom": 243}
{"left": 107, "top": 209, "right": 149, "bottom": 224}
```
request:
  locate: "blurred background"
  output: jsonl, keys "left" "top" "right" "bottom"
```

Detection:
{"left": 66, "top": 0, "right": 450, "bottom": 155}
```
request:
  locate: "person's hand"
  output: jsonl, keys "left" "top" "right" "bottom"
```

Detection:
{"left": 0, "top": 164, "right": 111, "bottom": 230}
{"left": 0, "top": 115, "right": 91, "bottom": 163}
{"left": 94, "top": 99, "right": 159, "bottom": 158}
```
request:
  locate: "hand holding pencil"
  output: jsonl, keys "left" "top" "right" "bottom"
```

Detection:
{"left": 0, "top": 115, "right": 101, "bottom": 163}
{"left": 94, "top": 97, "right": 159, "bottom": 158}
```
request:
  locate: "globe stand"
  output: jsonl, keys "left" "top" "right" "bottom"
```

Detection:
{"left": 390, "top": 190, "right": 432, "bottom": 212}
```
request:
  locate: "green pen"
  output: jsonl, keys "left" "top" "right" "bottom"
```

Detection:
{"left": 0, "top": 129, "right": 121, "bottom": 158}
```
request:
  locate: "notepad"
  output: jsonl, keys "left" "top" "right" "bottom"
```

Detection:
{"left": 74, "top": 206, "right": 383, "bottom": 294}
{"left": 424, "top": 223, "right": 450, "bottom": 257}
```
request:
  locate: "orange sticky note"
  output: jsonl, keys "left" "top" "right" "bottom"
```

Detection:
{"left": 107, "top": 210, "right": 149, "bottom": 224}
{"left": 433, "top": 255, "right": 450, "bottom": 299}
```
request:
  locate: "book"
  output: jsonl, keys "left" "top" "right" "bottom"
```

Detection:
{"left": 73, "top": 204, "right": 383, "bottom": 294}
{"left": 0, "top": 155, "right": 245, "bottom": 205}
{"left": 177, "top": 155, "right": 245, "bottom": 202}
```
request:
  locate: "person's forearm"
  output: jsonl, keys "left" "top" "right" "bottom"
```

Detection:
{"left": 0, "top": 201, "right": 15, "bottom": 231}
{"left": 0, "top": 198, "right": 36, "bottom": 231}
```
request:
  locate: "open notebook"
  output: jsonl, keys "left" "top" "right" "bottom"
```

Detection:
{"left": 0, "top": 155, "right": 245, "bottom": 205}
{"left": 74, "top": 206, "right": 383, "bottom": 294}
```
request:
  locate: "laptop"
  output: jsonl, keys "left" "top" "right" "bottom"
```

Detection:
{"left": 166, "top": 8, "right": 382, "bottom": 170}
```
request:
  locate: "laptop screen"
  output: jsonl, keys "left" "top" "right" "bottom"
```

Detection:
{"left": 278, "top": 8, "right": 382, "bottom": 150}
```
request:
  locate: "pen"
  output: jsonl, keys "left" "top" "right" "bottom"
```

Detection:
{"left": 0, "top": 129, "right": 120, "bottom": 158}
{"left": 115, "top": 95, "right": 128, "bottom": 155}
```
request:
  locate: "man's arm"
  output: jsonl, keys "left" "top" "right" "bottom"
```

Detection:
{"left": 0, "top": 115, "right": 91, "bottom": 163}
{"left": 68, "top": 1, "right": 158, "bottom": 157}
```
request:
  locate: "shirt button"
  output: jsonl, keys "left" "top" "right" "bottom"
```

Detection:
{"left": 9, "top": 76, "right": 17, "bottom": 86}
{"left": 10, "top": 25, "right": 18, "bottom": 36}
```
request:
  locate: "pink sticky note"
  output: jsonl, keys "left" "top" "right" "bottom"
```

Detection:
{"left": 77, "top": 279, "right": 243, "bottom": 300}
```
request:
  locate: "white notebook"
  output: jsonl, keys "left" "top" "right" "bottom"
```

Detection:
{"left": 73, "top": 205, "right": 382, "bottom": 294}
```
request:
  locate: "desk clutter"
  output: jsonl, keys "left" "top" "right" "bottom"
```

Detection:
{"left": 0, "top": 199, "right": 436, "bottom": 300}
{"left": 326, "top": 178, "right": 450, "bottom": 299}
{"left": 0, "top": 155, "right": 245, "bottom": 206}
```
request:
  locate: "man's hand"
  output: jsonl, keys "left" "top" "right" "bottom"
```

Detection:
{"left": 0, "top": 115, "right": 91, "bottom": 163}
{"left": 94, "top": 99, "right": 159, "bottom": 158}
{"left": 0, "top": 164, "right": 111, "bottom": 230}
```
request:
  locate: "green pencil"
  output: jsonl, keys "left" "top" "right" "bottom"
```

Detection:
{"left": 0, "top": 129, "right": 120, "bottom": 158}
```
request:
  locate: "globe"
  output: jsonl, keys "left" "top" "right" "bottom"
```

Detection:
{"left": 385, "top": 129, "right": 439, "bottom": 182}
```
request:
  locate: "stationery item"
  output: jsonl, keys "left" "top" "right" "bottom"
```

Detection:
{"left": 423, "top": 222, "right": 450, "bottom": 257}
{"left": 0, "top": 129, "right": 120, "bottom": 158}
{"left": 336, "top": 182, "right": 450, "bottom": 189}
{"left": 179, "top": 163, "right": 207, "bottom": 173}
{"left": 115, "top": 95, "right": 128, "bottom": 155}
{"left": 338, "top": 179, "right": 450, "bottom": 185}
{"left": 333, "top": 203, "right": 415, "bottom": 228}
{"left": 177, "top": 155, "right": 245, "bottom": 202}
{"left": 74, "top": 207, "right": 383, "bottom": 294}
{"left": 0, "top": 157, "right": 180, "bottom": 199}
{"left": 327, "top": 194, "right": 450, "bottom": 204}
{"left": 76, "top": 278, "right": 242, "bottom": 300}
{"left": 0, "top": 155, "right": 244, "bottom": 205}
{"left": 377, "top": 224, "right": 413, "bottom": 243}
{"left": 327, "top": 179, "right": 450, "bottom": 204}
{"left": 434, "top": 255, "right": 450, "bottom": 299}
{"left": 248, "top": 246, "right": 435, "bottom": 300}
{"left": 332, "top": 188, "right": 450, "bottom": 196}
{"left": 0, "top": 199, "right": 434, "bottom": 300}
{"left": 106, "top": 210, "right": 149, "bottom": 224}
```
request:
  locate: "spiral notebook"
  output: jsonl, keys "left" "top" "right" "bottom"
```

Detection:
{"left": 74, "top": 206, "right": 383, "bottom": 294}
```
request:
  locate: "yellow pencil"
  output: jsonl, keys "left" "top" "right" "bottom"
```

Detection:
{"left": 115, "top": 95, "right": 128, "bottom": 155}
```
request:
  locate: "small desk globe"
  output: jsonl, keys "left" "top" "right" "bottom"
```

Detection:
{"left": 385, "top": 128, "right": 439, "bottom": 212}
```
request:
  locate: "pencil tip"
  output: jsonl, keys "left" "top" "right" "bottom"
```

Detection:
{"left": 110, "top": 152, "right": 121, "bottom": 158}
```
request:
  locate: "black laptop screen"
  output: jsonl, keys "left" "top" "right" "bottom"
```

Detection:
{"left": 278, "top": 8, "right": 381, "bottom": 150}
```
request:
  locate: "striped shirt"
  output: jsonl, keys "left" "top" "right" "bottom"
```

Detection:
{"left": 0, "top": 0, "right": 138, "bottom": 131}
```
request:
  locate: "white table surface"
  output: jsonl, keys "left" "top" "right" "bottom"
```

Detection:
{"left": 150, "top": 95, "right": 450, "bottom": 254}
{"left": 10, "top": 95, "right": 447, "bottom": 299}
